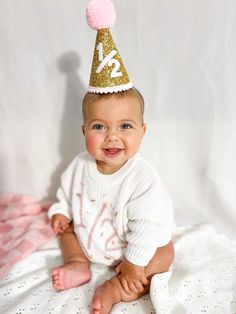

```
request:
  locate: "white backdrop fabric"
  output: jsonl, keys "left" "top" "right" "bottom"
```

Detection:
{"left": 0, "top": 0, "right": 236, "bottom": 239}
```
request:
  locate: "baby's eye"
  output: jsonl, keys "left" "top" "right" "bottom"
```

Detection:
{"left": 92, "top": 124, "right": 105, "bottom": 130}
{"left": 121, "top": 123, "right": 132, "bottom": 129}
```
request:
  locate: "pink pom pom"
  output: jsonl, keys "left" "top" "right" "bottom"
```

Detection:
{"left": 86, "top": 0, "right": 116, "bottom": 30}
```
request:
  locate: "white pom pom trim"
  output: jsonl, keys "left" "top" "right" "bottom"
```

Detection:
{"left": 88, "top": 82, "right": 133, "bottom": 94}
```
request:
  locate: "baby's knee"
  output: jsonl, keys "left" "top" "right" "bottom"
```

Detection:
{"left": 162, "top": 241, "right": 175, "bottom": 264}
{"left": 146, "top": 241, "right": 175, "bottom": 277}
{"left": 63, "top": 223, "right": 75, "bottom": 234}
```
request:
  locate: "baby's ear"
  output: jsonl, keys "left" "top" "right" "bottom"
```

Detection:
{"left": 82, "top": 125, "right": 85, "bottom": 135}
{"left": 142, "top": 122, "right": 147, "bottom": 135}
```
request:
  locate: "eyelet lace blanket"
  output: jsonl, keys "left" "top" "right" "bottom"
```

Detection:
{"left": 0, "top": 195, "right": 235, "bottom": 313}
{"left": 0, "top": 193, "right": 55, "bottom": 279}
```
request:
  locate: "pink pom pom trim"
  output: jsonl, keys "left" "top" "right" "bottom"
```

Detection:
{"left": 86, "top": 0, "right": 116, "bottom": 30}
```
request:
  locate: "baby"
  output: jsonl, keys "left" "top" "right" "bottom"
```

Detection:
{"left": 48, "top": 87, "right": 175, "bottom": 314}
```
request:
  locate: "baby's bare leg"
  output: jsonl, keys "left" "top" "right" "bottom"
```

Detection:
{"left": 91, "top": 241, "right": 174, "bottom": 314}
{"left": 52, "top": 224, "right": 91, "bottom": 291}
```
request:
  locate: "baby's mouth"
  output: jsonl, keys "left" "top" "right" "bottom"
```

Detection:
{"left": 104, "top": 148, "right": 123, "bottom": 156}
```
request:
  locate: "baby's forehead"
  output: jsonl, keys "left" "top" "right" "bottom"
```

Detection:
{"left": 84, "top": 92, "right": 143, "bottom": 111}
{"left": 86, "top": 98, "right": 142, "bottom": 120}
{"left": 82, "top": 89, "right": 144, "bottom": 124}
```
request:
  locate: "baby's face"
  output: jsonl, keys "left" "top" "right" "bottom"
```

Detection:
{"left": 82, "top": 95, "right": 146, "bottom": 174}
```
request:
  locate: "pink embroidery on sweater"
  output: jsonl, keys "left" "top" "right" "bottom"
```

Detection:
{"left": 101, "top": 217, "right": 127, "bottom": 252}
{"left": 100, "top": 218, "right": 113, "bottom": 227}
{"left": 87, "top": 203, "right": 107, "bottom": 250}
{"left": 105, "top": 232, "right": 127, "bottom": 252}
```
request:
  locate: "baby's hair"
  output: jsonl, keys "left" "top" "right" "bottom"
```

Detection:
{"left": 82, "top": 87, "right": 145, "bottom": 122}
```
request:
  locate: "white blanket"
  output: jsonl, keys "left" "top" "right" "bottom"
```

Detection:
{"left": 0, "top": 224, "right": 235, "bottom": 314}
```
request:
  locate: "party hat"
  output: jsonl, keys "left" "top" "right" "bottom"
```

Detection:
{"left": 86, "top": 0, "right": 133, "bottom": 93}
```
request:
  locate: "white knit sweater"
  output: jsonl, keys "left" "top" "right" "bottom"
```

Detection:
{"left": 48, "top": 152, "right": 175, "bottom": 266}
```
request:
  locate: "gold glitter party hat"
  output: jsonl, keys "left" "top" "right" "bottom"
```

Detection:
{"left": 86, "top": 0, "right": 133, "bottom": 93}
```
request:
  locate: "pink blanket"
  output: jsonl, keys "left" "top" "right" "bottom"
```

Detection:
{"left": 0, "top": 193, "right": 55, "bottom": 279}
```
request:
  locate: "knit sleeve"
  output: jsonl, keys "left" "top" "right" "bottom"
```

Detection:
{"left": 125, "top": 180, "right": 175, "bottom": 266}
{"left": 48, "top": 156, "right": 79, "bottom": 222}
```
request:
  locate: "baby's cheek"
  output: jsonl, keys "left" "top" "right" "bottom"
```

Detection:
{"left": 85, "top": 134, "right": 101, "bottom": 155}
{"left": 126, "top": 136, "right": 142, "bottom": 155}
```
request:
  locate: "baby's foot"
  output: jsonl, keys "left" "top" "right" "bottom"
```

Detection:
{"left": 91, "top": 274, "right": 148, "bottom": 314}
{"left": 52, "top": 261, "right": 91, "bottom": 291}
{"left": 91, "top": 280, "right": 118, "bottom": 314}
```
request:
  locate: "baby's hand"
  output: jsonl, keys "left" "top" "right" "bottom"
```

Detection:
{"left": 51, "top": 214, "right": 69, "bottom": 235}
{"left": 115, "top": 259, "right": 149, "bottom": 294}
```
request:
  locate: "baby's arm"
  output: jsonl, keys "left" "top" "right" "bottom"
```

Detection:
{"left": 51, "top": 214, "right": 70, "bottom": 235}
{"left": 115, "top": 258, "right": 149, "bottom": 294}
{"left": 120, "top": 177, "right": 174, "bottom": 294}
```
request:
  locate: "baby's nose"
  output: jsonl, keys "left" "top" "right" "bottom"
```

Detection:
{"left": 105, "top": 131, "right": 119, "bottom": 142}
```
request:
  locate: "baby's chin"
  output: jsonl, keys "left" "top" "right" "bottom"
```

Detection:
{"left": 96, "top": 159, "right": 128, "bottom": 175}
